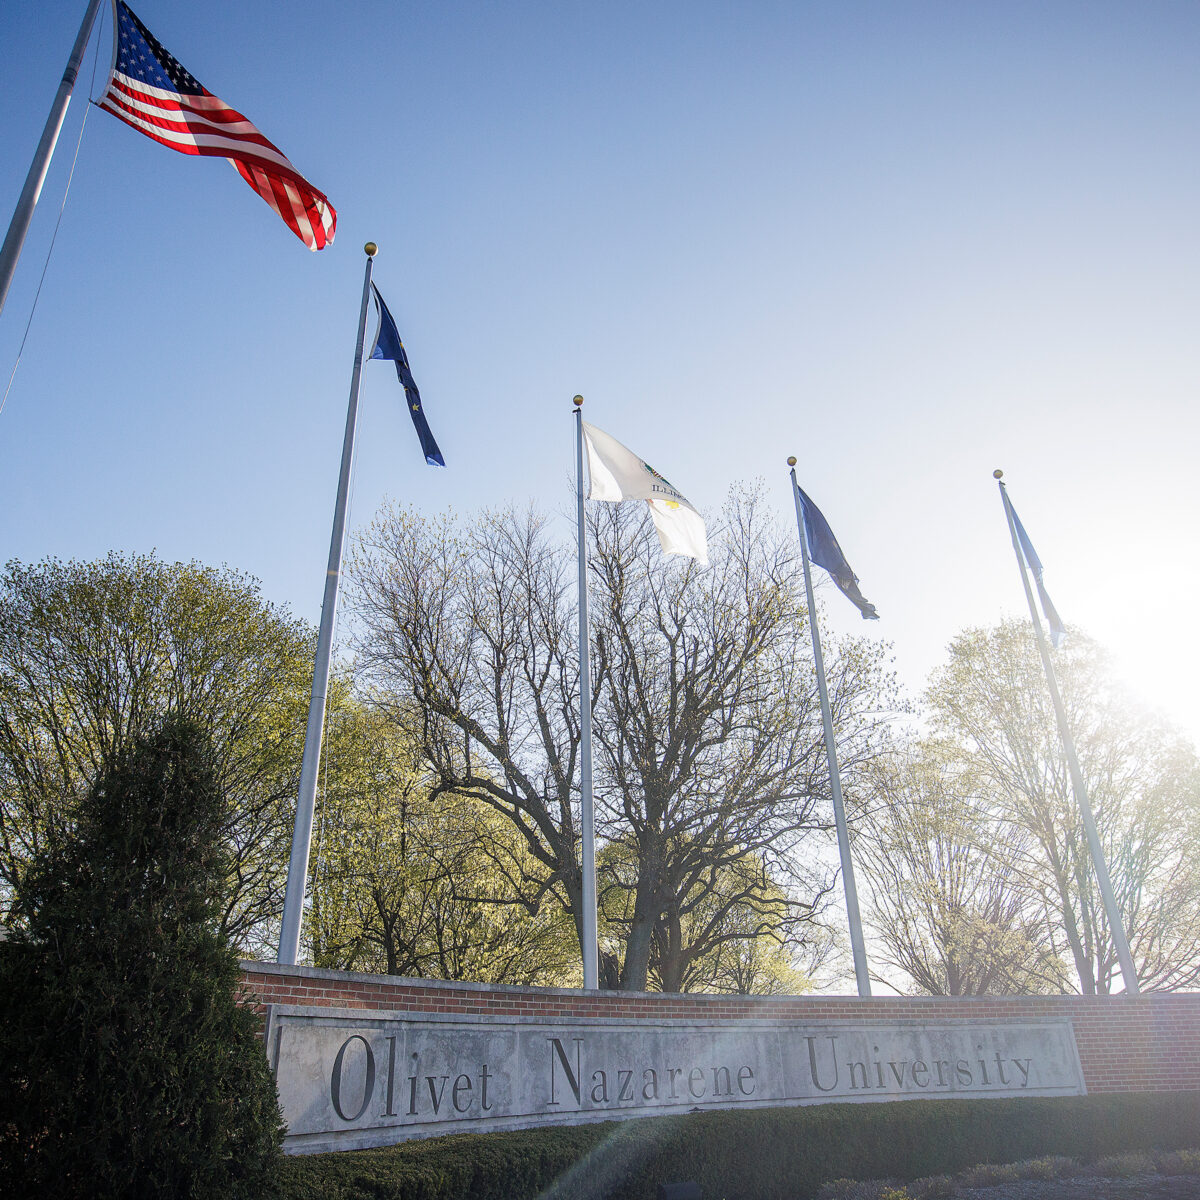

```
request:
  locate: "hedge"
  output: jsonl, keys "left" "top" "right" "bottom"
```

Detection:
{"left": 278, "top": 1091, "right": 1200, "bottom": 1200}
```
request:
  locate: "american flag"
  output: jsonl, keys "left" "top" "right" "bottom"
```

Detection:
{"left": 99, "top": 2, "right": 336, "bottom": 251}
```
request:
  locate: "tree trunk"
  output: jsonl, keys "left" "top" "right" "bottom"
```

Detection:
{"left": 620, "top": 842, "right": 666, "bottom": 991}
{"left": 655, "top": 908, "right": 686, "bottom": 993}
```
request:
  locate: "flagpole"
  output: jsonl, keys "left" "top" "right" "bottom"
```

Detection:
{"left": 574, "top": 397, "right": 599, "bottom": 990}
{"left": 789, "top": 459, "right": 871, "bottom": 997}
{"left": 995, "top": 470, "right": 1140, "bottom": 996}
{"left": 0, "top": 0, "right": 105, "bottom": 318}
{"left": 277, "top": 241, "right": 377, "bottom": 966}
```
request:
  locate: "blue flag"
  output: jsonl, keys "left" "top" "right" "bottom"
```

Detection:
{"left": 797, "top": 486, "right": 879, "bottom": 620}
{"left": 1006, "top": 496, "right": 1066, "bottom": 648}
{"left": 369, "top": 285, "right": 444, "bottom": 467}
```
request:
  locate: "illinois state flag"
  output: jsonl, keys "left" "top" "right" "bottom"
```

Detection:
{"left": 582, "top": 421, "right": 707, "bottom": 565}
{"left": 98, "top": 1, "right": 335, "bottom": 250}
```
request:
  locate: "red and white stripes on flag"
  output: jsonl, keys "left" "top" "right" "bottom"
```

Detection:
{"left": 99, "top": 1, "right": 335, "bottom": 251}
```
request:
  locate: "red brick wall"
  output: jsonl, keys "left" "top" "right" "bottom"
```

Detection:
{"left": 240, "top": 961, "right": 1200, "bottom": 1095}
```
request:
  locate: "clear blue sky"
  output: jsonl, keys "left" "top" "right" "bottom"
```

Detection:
{"left": 3, "top": 0, "right": 1199, "bottom": 745}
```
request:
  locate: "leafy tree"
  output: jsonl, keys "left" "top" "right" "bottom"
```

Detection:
{"left": 856, "top": 739, "right": 1067, "bottom": 995}
{"left": 925, "top": 621, "right": 1200, "bottom": 994}
{"left": 308, "top": 699, "right": 577, "bottom": 983}
{"left": 0, "top": 553, "right": 314, "bottom": 952}
{"left": 0, "top": 717, "right": 284, "bottom": 1199}
{"left": 350, "top": 490, "right": 895, "bottom": 990}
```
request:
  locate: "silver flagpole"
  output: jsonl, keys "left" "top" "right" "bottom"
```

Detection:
{"left": 277, "top": 241, "right": 377, "bottom": 966}
{"left": 574, "top": 397, "right": 599, "bottom": 990}
{"left": 789, "top": 458, "right": 871, "bottom": 997}
{"left": 0, "top": 0, "right": 105, "bottom": 317}
{"left": 995, "top": 470, "right": 1140, "bottom": 995}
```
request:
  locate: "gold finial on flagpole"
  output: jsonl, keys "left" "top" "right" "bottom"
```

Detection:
{"left": 787, "top": 456, "right": 797, "bottom": 467}
{"left": 573, "top": 395, "right": 584, "bottom": 408}
{"left": 993, "top": 468, "right": 1004, "bottom": 479}
{"left": 364, "top": 241, "right": 378, "bottom": 257}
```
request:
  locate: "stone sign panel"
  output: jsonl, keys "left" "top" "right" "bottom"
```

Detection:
{"left": 266, "top": 1005, "right": 1086, "bottom": 1153}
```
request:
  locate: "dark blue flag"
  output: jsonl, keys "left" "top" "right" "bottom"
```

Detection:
{"left": 1006, "top": 496, "right": 1066, "bottom": 648}
{"left": 797, "top": 487, "right": 879, "bottom": 620}
{"left": 369, "top": 285, "right": 444, "bottom": 467}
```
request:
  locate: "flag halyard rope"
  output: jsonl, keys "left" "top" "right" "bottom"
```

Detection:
{"left": 2, "top": 12, "right": 106, "bottom": 419}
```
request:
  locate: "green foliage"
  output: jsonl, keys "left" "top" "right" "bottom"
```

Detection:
{"left": 0, "top": 717, "right": 285, "bottom": 1199}
{"left": 816, "top": 1181, "right": 907, "bottom": 1200}
{"left": 956, "top": 1160, "right": 1020, "bottom": 1187}
{"left": 1023, "top": 1154, "right": 1075, "bottom": 1179}
{"left": 1085, "top": 1152, "right": 1154, "bottom": 1178}
{"left": 925, "top": 621, "right": 1200, "bottom": 994}
{"left": 857, "top": 739, "right": 1067, "bottom": 996}
{"left": 276, "top": 1124, "right": 613, "bottom": 1200}
{"left": 907, "top": 1176, "right": 955, "bottom": 1198}
{"left": 310, "top": 698, "right": 578, "bottom": 983}
{"left": 1158, "top": 1148, "right": 1200, "bottom": 1174}
{"left": 0, "top": 552, "right": 315, "bottom": 952}
{"left": 277, "top": 1093, "right": 1200, "bottom": 1200}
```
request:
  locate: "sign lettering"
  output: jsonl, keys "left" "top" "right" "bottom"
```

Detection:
{"left": 266, "top": 1007, "right": 1085, "bottom": 1155}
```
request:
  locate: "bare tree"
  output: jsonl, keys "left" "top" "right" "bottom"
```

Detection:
{"left": 351, "top": 506, "right": 591, "bottom": 959}
{"left": 587, "top": 496, "right": 892, "bottom": 988}
{"left": 350, "top": 490, "right": 896, "bottom": 990}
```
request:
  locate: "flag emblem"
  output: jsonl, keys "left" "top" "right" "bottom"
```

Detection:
{"left": 582, "top": 421, "right": 707, "bottom": 564}
{"left": 642, "top": 462, "right": 677, "bottom": 490}
{"left": 98, "top": 2, "right": 336, "bottom": 250}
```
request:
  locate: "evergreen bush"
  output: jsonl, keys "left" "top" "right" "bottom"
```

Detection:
{"left": 0, "top": 716, "right": 285, "bottom": 1198}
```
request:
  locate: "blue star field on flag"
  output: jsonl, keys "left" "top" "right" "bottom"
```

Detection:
{"left": 369, "top": 285, "right": 444, "bottom": 467}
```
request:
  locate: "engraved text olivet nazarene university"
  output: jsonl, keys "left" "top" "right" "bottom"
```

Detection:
{"left": 266, "top": 1007, "right": 1086, "bottom": 1154}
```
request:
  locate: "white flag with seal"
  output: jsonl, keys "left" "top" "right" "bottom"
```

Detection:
{"left": 582, "top": 421, "right": 708, "bottom": 565}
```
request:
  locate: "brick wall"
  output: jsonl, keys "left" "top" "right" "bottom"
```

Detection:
{"left": 241, "top": 961, "right": 1200, "bottom": 1095}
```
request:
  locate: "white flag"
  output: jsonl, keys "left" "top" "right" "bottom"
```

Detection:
{"left": 582, "top": 421, "right": 708, "bottom": 565}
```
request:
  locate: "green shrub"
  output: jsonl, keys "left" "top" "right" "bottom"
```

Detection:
{"left": 816, "top": 1182, "right": 910, "bottom": 1200}
{"left": 907, "top": 1175, "right": 956, "bottom": 1198}
{"left": 1157, "top": 1148, "right": 1200, "bottom": 1175}
{"left": 814, "top": 1180, "right": 861, "bottom": 1200}
{"left": 0, "top": 717, "right": 285, "bottom": 1199}
{"left": 278, "top": 1092, "right": 1200, "bottom": 1200}
{"left": 1086, "top": 1152, "right": 1154, "bottom": 1178}
{"left": 957, "top": 1161, "right": 1019, "bottom": 1187}
{"left": 1025, "top": 1155, "right": 1075, "bottom": 1179}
